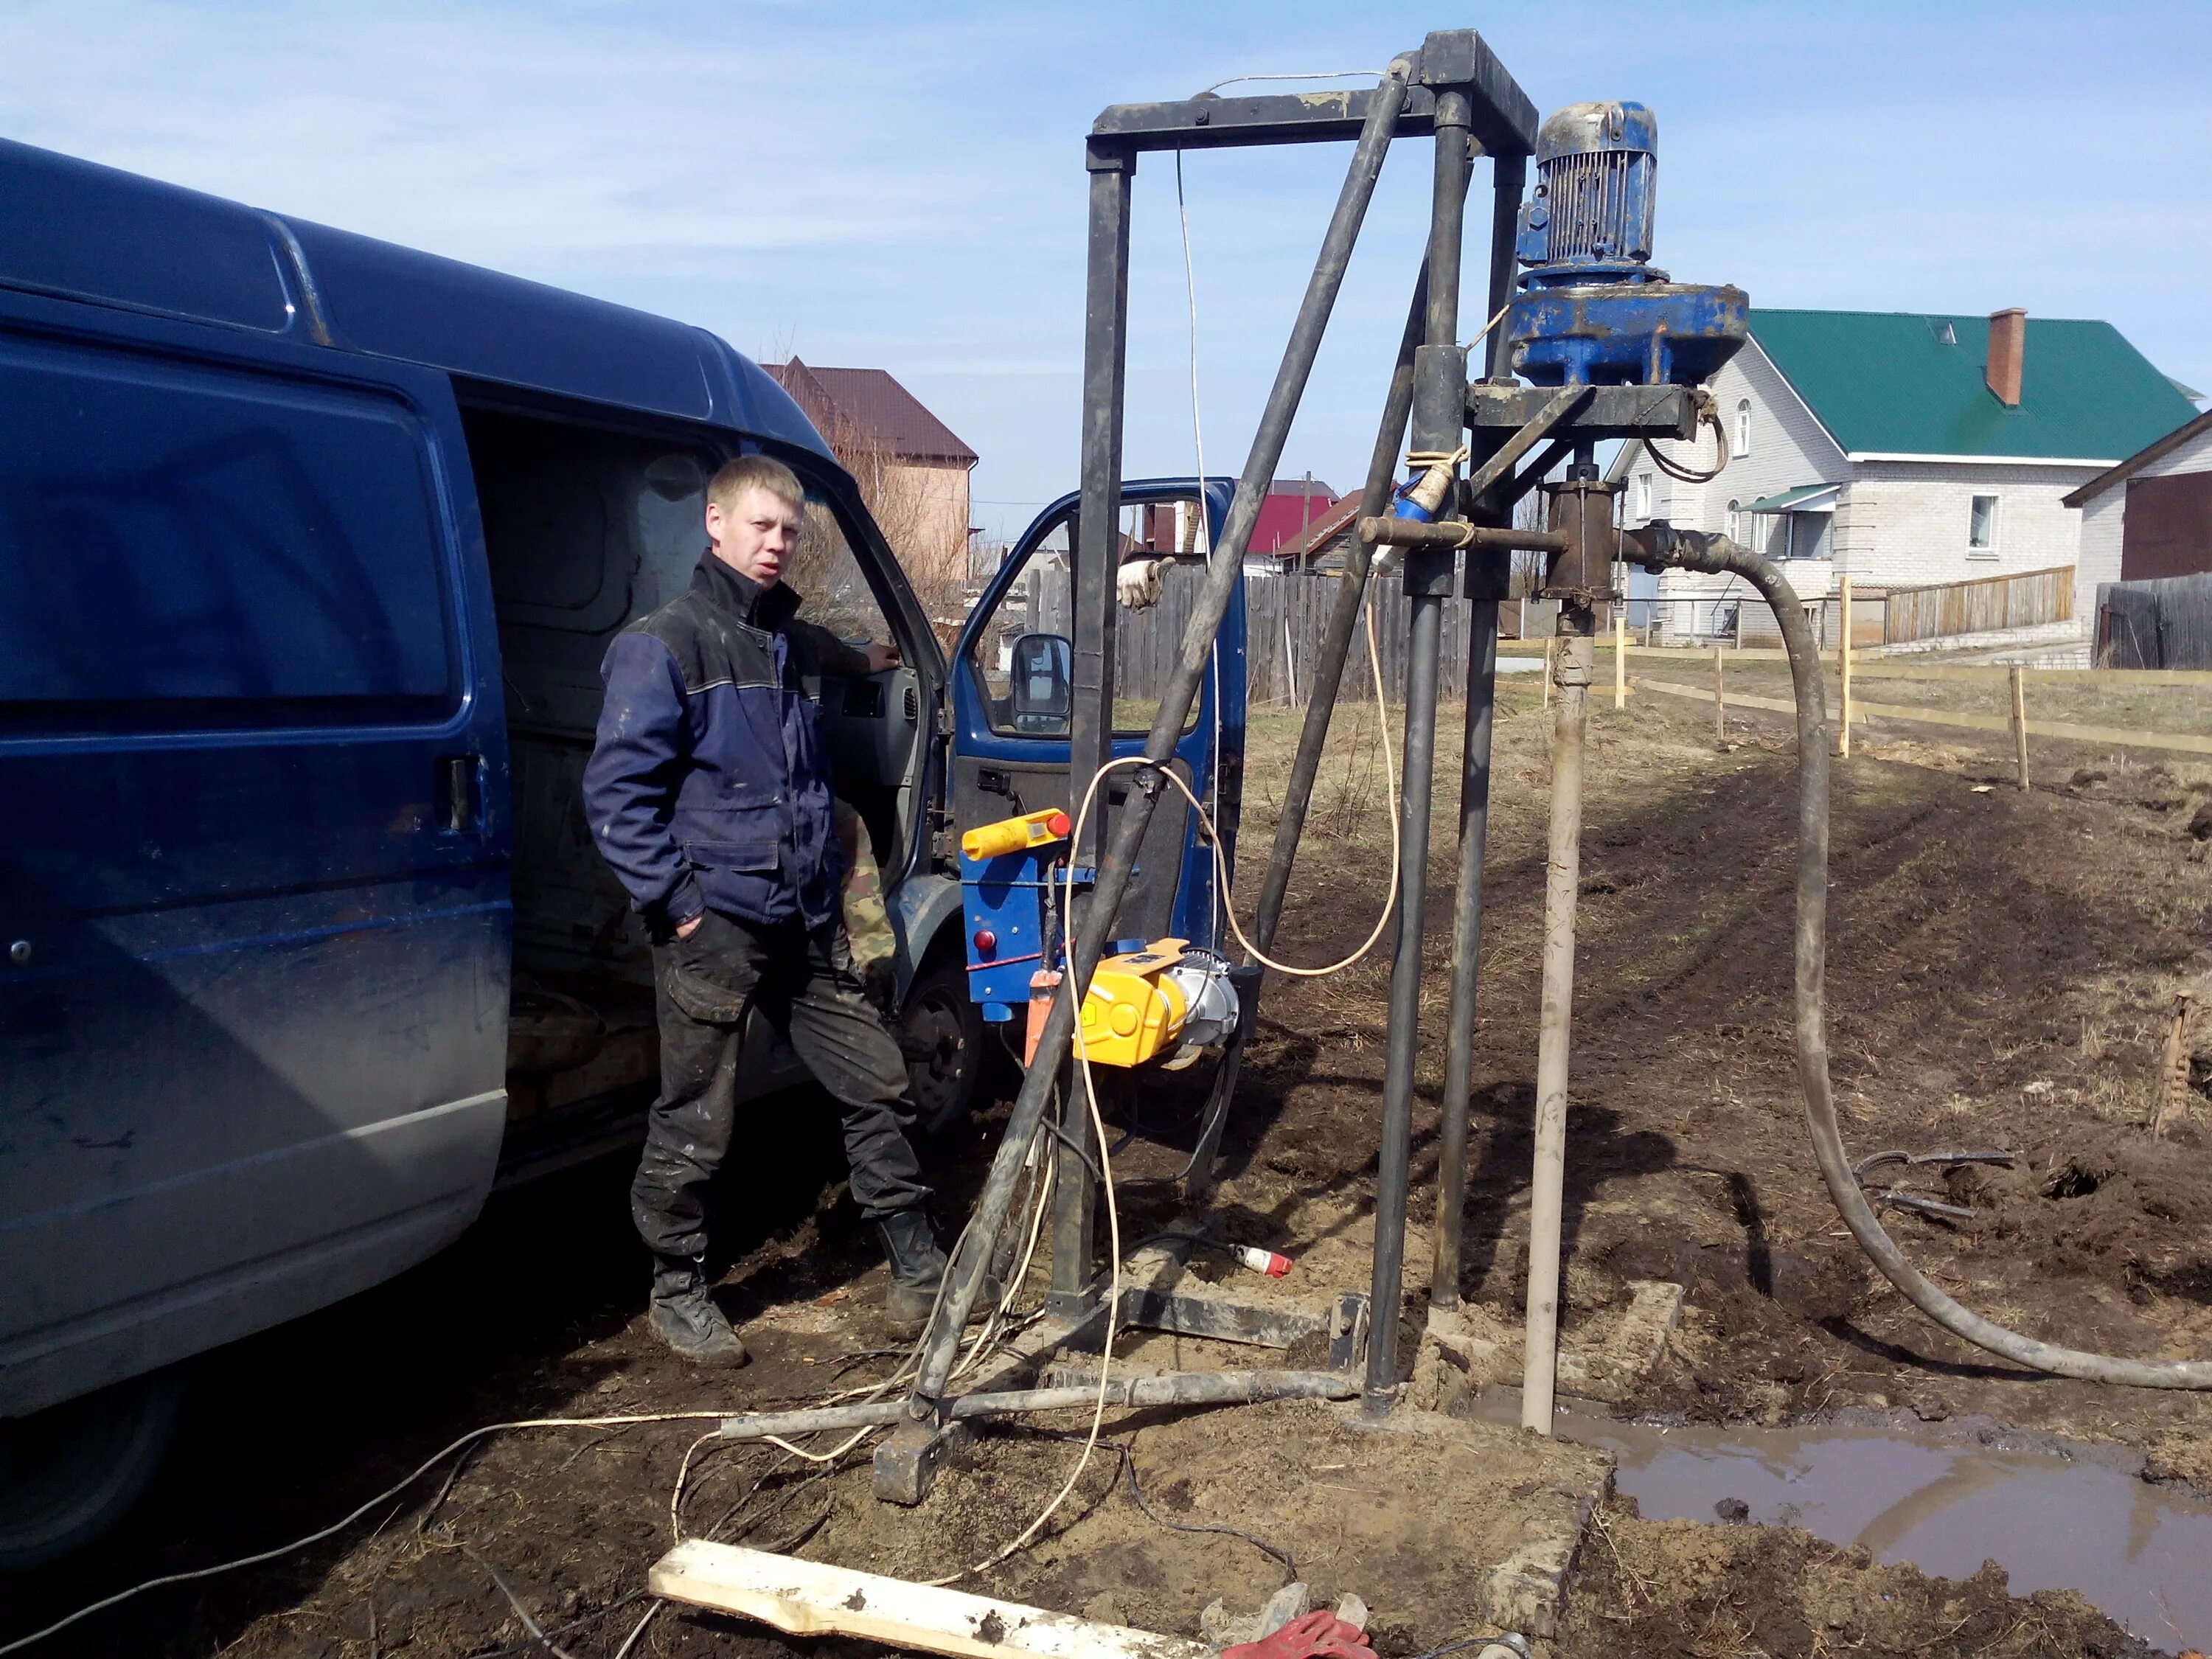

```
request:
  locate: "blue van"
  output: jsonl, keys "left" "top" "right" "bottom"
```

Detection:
{"left": 0, "top": 137, "right": 1245, "bottom": 1563}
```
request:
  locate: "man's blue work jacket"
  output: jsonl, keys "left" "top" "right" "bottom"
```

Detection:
{"left": 582, "top": 554, "right": 848, "bottom": 936}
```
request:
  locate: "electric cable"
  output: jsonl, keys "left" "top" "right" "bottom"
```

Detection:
{"left": 1644, "top": 390, "right": 1730, "bottom": 484}
{"left": 1638, "top": 526, "right": 2212, "bottom": 1389}
{"left": 469, "top": 1590, "right": 653, "bottom": 1659}
{"left": 0, "top": 1409, "right": 752, "bottom": 1657}
{"left": 1021, "top": 1425, "right": 1298, "bottom": 1582}
{"left": 1197, "top": 70, "right": 1389, "bottom": 96}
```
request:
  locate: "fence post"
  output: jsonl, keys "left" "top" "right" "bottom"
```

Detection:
{"left": 2009, "top": 663, "right": 2030, "bottom": 790}
{"left": 1713, "top": 644, "right": 1725, "bottom": 746}
{"left": 1838, "top": 574, "right": 1853, "bottom": 758}
{"left": 1543, "top": 635, "right": 1555, "bottom": 710}
{"left": 1613, "top": 604, "right": 1627, "bottom": 711}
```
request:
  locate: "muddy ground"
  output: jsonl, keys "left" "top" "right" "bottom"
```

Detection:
{"left": 7, "top": 667, "right": 2210, "bottom": 1658}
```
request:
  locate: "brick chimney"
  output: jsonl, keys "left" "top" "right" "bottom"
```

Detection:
{"left": 1986, "top": 307, "right": 2025, "bottom": 406}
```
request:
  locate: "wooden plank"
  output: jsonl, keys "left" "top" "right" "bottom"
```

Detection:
{"left": 1853, "top": 663, "right": 2212, "bottom": 686}
{"left": 1630, "top": 676, "right": 2212, "bottom": 755}
{"left": 650, "top": 1540, "right": 1210, "bottom": 1659}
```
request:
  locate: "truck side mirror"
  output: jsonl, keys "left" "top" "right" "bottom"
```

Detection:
{"left": 1008, "top": 632, "right": 1073, "bottom": 735}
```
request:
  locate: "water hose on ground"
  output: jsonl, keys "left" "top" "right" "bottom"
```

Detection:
{"left": 1624, "top": 524, "right": 2212, "bottom": 1389}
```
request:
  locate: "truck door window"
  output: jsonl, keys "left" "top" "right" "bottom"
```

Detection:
{"left": 966, "top": 497, "right": 1205, "bottom": 738}
{"left": 0, "top": 337, "right": 454, "bottom": 730}
{"left": 790, "top": 487, "right": 896, "bottom": 653}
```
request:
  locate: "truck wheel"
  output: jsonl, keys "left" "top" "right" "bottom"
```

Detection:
{"left": 898, "top": 947, "right": 983, "bottom": 1136}
{"left": 0, "top": 1366, "right": 183, "bottom": 1573}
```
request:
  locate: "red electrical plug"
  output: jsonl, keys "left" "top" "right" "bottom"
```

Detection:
{"left": 1231, "top": 1244, "right": 1293, "bottom": 1279}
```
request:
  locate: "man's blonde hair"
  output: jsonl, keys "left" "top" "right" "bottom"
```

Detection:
{"left": 708, "top": 454, "right": 804, "bottom": 514}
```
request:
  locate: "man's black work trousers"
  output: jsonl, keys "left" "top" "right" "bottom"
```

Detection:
{"left": 632, "top": 911, "right": 929, "bottom": 1262}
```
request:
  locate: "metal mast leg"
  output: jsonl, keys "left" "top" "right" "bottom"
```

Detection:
{"left": 886, "top": 61, "right": 1416, "bottom": 1500}
{"left": 1186, "top": 255, "right": 1436, "bottom": 1209}
{"left": 1249, "top": 240, "right": 1455, "bottom": 953}
{"left": 1430, "top": 594, "right": 1497, "bottom": 1307}
{"left": 1363, "top": 83, "right": 1472, "bottom": 1413}
{"left": 1048, "top": 139, "right": 1135, "bottom": 1315}
{"left": 1430, "top": 146, "right": 1525, "bottom": 1312}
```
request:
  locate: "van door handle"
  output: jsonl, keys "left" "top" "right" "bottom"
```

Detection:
{"left": 435, "top": 754, "right": 480, "bottom": 833}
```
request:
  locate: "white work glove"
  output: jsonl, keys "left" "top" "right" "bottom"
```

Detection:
{"left": 1116, "top": 557, "right": 1167, "bottom": 609}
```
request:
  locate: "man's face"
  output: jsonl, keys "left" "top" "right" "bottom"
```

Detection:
{"left": 705, "top": 486, "right": 802, "bottom": 587}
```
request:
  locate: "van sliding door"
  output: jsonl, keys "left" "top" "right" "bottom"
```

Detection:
{"left": 0, "top": 296, "right": 509, "bottom": 1416}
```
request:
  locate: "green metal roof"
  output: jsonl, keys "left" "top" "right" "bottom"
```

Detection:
{"left": 1749, "top": 308, "right": 2197, "bottom": 462}
{"left": 1742, "top": 482, "right": 1839, "bottom": 514}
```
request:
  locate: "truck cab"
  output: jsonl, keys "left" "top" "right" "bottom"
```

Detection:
{"left": 0, "top": 138, "right": 1246, "bottom": 1564}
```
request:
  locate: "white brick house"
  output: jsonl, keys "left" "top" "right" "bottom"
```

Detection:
{"left": 1611, "top": 309, "right": 2197, "bottom": 639}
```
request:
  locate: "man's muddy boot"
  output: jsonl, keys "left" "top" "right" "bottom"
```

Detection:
{"left": 647, "top": 1255, "right": 749, "bottom": 1367}
{"left": 879, "top": 1209, "right": 998, "bottom": 1340}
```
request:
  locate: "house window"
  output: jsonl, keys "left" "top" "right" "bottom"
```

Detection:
{"left": 1725, "top": 498, "right": 1741, "bottom": 542}
{"left": 1635, "top": 471, "right": 1653, "bottom": 520}
{"left": 1968, "top": 493, "right": 1998, "bottom": 553}
{"left": 1735, "top": 398, "right": 1753, "bottom": 457}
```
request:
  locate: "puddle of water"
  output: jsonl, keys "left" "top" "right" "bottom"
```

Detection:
{"left": 1469, "top": 1392, "right": 2212, "bottom": 1653}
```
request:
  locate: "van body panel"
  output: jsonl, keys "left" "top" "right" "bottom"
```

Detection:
{"left": 0, "top": 139, "right": 303, "bottom": 336}
{"left": 0, "top": 287, "right": 512, "bottom": 1416}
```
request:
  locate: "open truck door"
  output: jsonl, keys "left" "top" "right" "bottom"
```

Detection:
{"left": 946, "top": 481, "right": 1245, "bottom": 1032}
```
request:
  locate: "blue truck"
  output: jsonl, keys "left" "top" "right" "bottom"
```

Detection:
{"left": 0, "top": 136, "right": 1245, "bottom": 1565}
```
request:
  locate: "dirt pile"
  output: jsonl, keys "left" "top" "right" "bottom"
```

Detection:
{"left": 1561, "top": 1498, "right": 2157, "bottom": 1658}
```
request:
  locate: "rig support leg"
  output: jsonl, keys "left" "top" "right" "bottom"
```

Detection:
{"left": 1522, "top": 602, "right": 1594, "bottom": 1435}
{"left": 1430, "top": 142, "right": 1524, "bottom": 1314}
{"left": 1431, "top": 594, "right": 1499, "bottom": 1308}
{"left": 1365, "top": 84, "right": 1473, "bottom": 1414}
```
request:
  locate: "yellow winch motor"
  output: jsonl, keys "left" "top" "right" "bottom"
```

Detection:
{"left": 1075, "top": 939, "right": 1239, "bottom": 1070}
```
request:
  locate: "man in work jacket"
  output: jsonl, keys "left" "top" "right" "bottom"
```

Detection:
{"left": 582, "top": 453, "right": 946, "bottom": 1367}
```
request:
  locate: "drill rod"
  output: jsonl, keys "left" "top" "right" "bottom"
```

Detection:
{"left": 1522, "top": 601, "right": 1594, "bottom": 1434}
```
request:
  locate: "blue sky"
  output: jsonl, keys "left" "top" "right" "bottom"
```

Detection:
{"left": 6, "top": 1, "right": 2208, "bottom": 540}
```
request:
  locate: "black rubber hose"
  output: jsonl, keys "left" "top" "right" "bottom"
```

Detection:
{"left": 1627, "top": 524, "right": 2212, "bottom": 1388}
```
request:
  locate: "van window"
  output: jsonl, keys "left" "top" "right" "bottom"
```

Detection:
{"left": 0, "top": 338, "right": 453, "bottom": 728}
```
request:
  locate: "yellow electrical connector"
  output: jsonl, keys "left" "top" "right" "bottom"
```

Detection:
{"left": 1076, "top": 939, "right": 1189, "bottom": 1067}
{"left": 960, "top": 807, "right": 1073, "bottom": 863}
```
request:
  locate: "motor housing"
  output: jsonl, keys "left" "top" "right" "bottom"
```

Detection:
{"left": 1501, "top": 100, "right": 1746, "bottom": 389}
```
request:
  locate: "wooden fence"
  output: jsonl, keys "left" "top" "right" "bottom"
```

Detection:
{"left": 1107, "top": 569, "right": 1559, "bottom": 708}
{"left": 1882, "top": 565, "right": 2073, "bottom": 645}
{"left": 2097, "top": 572, "right": 2212, "bottom": 670}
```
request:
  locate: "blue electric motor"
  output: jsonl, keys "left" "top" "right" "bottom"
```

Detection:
{"left": 1500, "top": 101, "right": 1746, "bottom": 389}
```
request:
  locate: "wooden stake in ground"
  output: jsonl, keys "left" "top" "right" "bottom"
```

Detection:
{"left": 1712, "top": 644, "right": 1725, "bottom": 746}
{"left": 1543, "top": 635, "right": 1556, "bottom": 710}
{"left": 2152, "top": 990, "right": 2196, "bottom": 1141}
{"left": 1838, "top": 574, "right": 1854, "bottom": 758}
{"left": 1613, "top": 605, "right": 1627, "bottom": 711}
{"left": 2009, "top": 663, "right": 2030, "bottom": 790}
